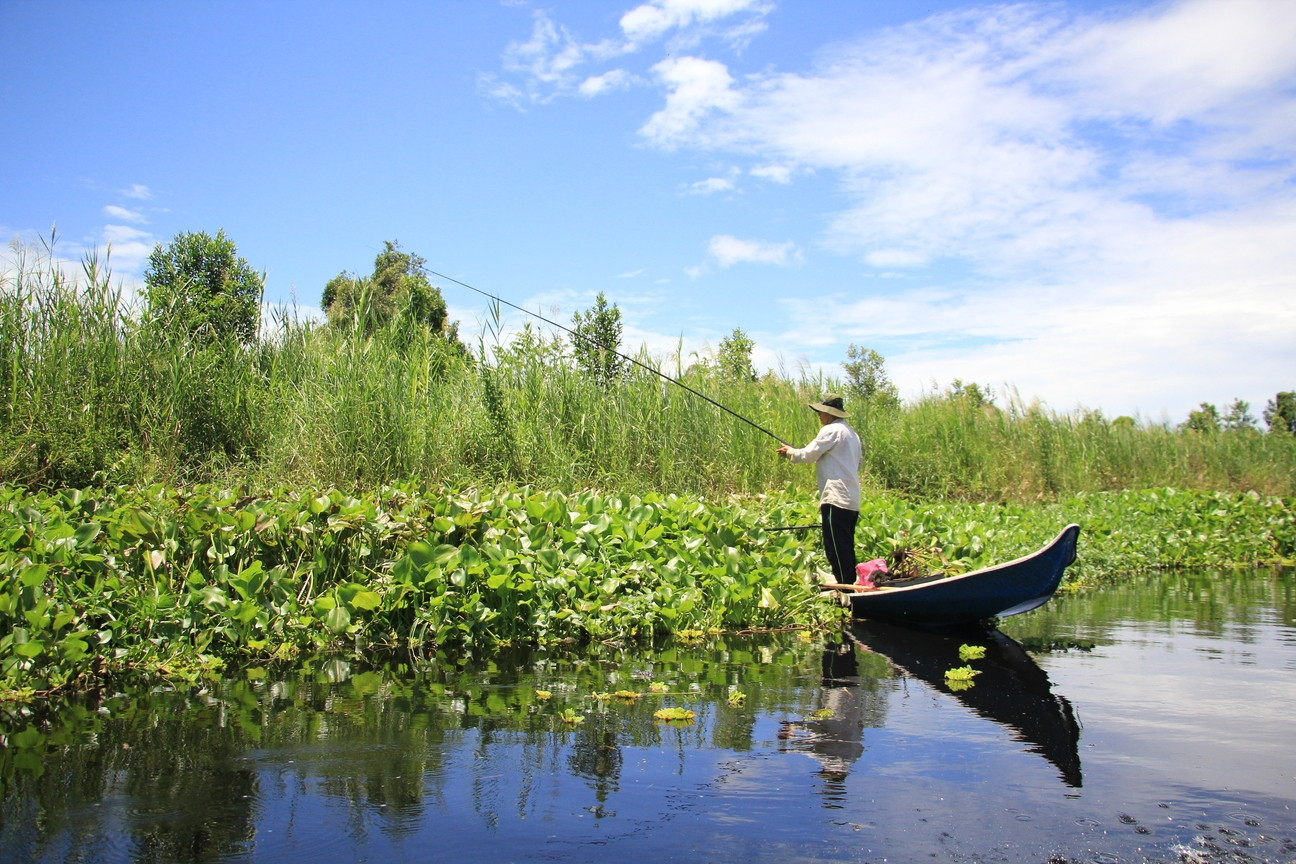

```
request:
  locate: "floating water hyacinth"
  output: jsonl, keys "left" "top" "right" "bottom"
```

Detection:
{"left": 654, "top": 707, "right": 695, "bottom": 722}
{"left": 945, "top": 665, "right": 981, "bottom": 691}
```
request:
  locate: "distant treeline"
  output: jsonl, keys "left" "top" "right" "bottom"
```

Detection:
{"left": 3, "top": 240, "right": 1294, "bottom": 500}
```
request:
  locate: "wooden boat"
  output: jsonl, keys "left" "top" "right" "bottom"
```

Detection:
{"left": 834, "top": 524, "right": 1080, "bottom": 628}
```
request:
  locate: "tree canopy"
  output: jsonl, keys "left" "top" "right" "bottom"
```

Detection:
{"left": 144, "top": 230, "right": 263, "bottom": 342}
{"left": 843, "top": 344, "right": 900, "bottom": 409}
{"left": 1264, "top": 391, "right": 1296, "bottom": 435}
{"left": 322, "top": 241, "right": 454, "bottom": 340}
{"left": 570, "top": 292, "right": 625, "bottom": 385}
{"left": 716, "top": 328, "right": 756, "bottom": 383}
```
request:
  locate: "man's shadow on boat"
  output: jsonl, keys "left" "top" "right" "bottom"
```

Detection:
{"left": 784, "top": 621, "right": 1083, "bottom": 790}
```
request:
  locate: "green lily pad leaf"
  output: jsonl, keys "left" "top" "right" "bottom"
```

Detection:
{"left": 349, "top": 589, "right": 382, "bottom": 611}
{"left": 324, "top": 605, "right": 351, "bottom": 634}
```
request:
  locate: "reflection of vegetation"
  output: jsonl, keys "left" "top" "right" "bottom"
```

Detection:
{"left": 1005, "top": 567, "right": 1295, "bottom": 644}
{"left": 1, "top": 632, "right": 882, "bottom": 852}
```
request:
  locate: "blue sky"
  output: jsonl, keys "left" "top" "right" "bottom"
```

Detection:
{"left": 3, "top": 0, "right": 1294, "bottom": 424}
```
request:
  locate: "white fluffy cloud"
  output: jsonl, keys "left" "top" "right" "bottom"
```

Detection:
{"left": 707, "top": 234, "right": 799, "bottom": 267}
{"left": 100, "top": 224, "right": 155, "bottom": 273}
{"left": 635, "top": 0, "right": 1296, "bottom": 416}
{"left": 489, "top": 0, "right": 770, "bottom": 105}
{"left": 494, "top": 0, "right": 1296, "bottom": 416}
{"left": 620, "top": 0, "right": 771, "bottom": 47}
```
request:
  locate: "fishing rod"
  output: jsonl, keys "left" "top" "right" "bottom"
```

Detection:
{"left": 421, "top": 265, "right": 794, "bottom": 447}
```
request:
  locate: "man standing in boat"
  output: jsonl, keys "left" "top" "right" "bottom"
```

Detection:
{"left": 777, "top": 394, "right": 862, "bottom": 584}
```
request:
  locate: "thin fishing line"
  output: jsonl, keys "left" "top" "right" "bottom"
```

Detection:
{"left": 420, "top": 265, "right": 792, "bottom": 446}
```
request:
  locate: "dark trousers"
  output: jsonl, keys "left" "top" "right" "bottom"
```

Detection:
{"left": 820, "top": 503, "right": 859, "bottom": 582}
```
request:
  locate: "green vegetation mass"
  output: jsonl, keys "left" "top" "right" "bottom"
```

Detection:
{"left": 2, "top": 237, "right": 1294, "bottom": 699}
{"left": 3, "top": 239, "right": 1294, "bottom": 497}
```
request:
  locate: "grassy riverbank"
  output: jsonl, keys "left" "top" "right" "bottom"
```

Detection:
{"left": 4, "top": 251, "right": 1295, "bottom": 499}
{"left": 3, "top": 482, "right": 1291, "bottom": 699}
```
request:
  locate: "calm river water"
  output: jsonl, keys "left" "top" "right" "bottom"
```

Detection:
{"left": 2, "top": 568, "right": 1294, "bottom": 864}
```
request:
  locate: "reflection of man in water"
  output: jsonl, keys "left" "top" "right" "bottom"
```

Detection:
{"left": 810, "top": 641, "right": 866, "bottom": 779}
{"left": 779, "top": 641, "right": 868, "bottom": 793}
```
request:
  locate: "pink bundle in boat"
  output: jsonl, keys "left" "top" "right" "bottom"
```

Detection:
{"left": 855, "top": 558, "right": 888, "bottom": 588}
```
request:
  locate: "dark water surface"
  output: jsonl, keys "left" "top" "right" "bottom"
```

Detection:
{"left": 3, "top": 568, "right": 1294, "bottom": 863}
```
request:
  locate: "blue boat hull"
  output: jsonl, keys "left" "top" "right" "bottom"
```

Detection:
{"left": 849, "top": 524, "right": 1080, "bottom": 627}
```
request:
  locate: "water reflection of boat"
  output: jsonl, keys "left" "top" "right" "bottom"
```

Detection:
{"left": 843, "top": 524, "right": 1081, "bottom": 628}
{"left": 850, "top": 620, "right": 1083, "bottom": 787}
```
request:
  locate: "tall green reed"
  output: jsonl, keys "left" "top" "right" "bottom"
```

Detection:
{"left": 2, "top": 244, "right": 1293, "bottom": 500}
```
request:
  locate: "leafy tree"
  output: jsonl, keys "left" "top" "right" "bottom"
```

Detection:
{"left": 1183, "top": 402, "right": 1221, "bottom": 434}
{"left": 716, "top": 328, "right": 756, "bottom": 382}
{"left": 843, "top": 345, "right": 900, "bottom": 408}
{"left": 570, "top": 292, "right": 625, "bottom": 385}
{"left": 144, "top": 230, "right": 263, "bottom": 342}
{"left": 949, "top": 378, "right": 994, "bottom": 409}
{"left": 1222, "top": 398, "right": 1257, "bottom": 431}
{"left": 1263, "top": 391, "right": 1296, "bottom": 435}
{"left": 322, "top": 241, "right": 454, "bottom": 340}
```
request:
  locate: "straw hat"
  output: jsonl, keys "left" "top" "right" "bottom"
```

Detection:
{"left": 808, "top": 394, "right": 848, "bottom": 418}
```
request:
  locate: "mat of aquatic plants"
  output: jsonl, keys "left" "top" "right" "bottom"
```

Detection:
{"left": 2, "top": 566, "right": 1294, "bottom": 863}
{"left": 3, "top": 482, "right": 1292, "bottom": 699}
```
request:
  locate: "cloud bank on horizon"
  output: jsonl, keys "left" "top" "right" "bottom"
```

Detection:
{"left": 485, "top": 0, "right": 1296, "bottom": 421}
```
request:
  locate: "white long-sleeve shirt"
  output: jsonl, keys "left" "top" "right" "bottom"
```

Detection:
{"left": 784, "top": 419, "right": 862, "bottom": 511}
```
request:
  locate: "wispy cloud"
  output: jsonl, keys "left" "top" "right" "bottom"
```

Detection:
{"left": 100, "top": 224, "right": 155, "bottom": 273}
{"left": 487, "top": 0, "right": 771, "bottom": 105}
{"left": 579, "top": 68, "right": 631, "bottom": 97}
{"left": 750, "top": 163, "right": 792, "bottom": 183}
{"left": 707, "top": 234, "right": 800, "bottom": 267}
{"left": 687, "top": 174, "right": 737, "bottom": 195}
{"left": 103, "top": 205, "right": 147, "bottom": 223}
{"left": 619, "top": 0, "right": 772, "bottom": 49}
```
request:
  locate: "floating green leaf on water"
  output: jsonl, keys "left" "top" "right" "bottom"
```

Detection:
{"left": 612, "top": 690, "right": 641, "bottom": 701}
{"left": 727, "top": 691, "right": 747, "bottom": 707}
{"left": 534, "top": 690, "right": 552, "bottom": 700}
{"left": 647, "top": 682, "right": 668, "bottom": 693}
{"left": 810, "top": 708, "right": 834, "bottom": 719}
{"left": 653, "top": 706, "right": 695, "bottom": 723}
{"left": 559, "top": 707, "right": 584, "bottom": 725}
{"left": 945, "top": 665, "right": 981, "bottom": 692}
{"left": 958, "top": 644, "right": 987, "bottom": 661}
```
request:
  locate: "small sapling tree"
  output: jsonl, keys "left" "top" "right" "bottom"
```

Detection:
{"left": 144, "top": 229, "right": 263, "bottom": 342}
{"left": 570, "top": 291, "right": 625, "bottom": 385}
